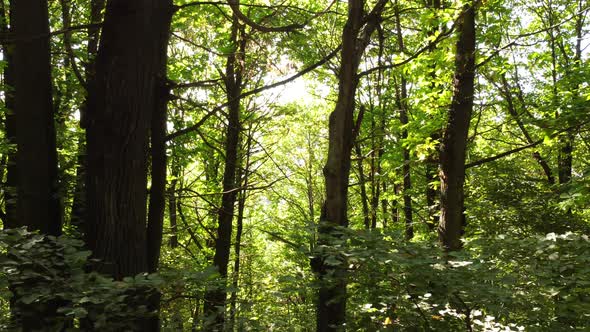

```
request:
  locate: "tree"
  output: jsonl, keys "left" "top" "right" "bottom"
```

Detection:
{"left": 12, "top": 0, "right": 61, "bottom": 235}
{"left": 202, "top": 11, "right": 245, "bottom": 330}
{"left": 438, "top": 1, "right": 477, "bottom": 251}
{"left": 312, "top": 0, "right": 388, "bottom": 330}
{"left": 85, "top": 0, "right": 173, "bottom": 280}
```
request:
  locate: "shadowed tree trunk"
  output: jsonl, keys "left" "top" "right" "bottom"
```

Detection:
{"left": 85, "top": 0, "right": 172, "bottom": 280}
{"left": 438, "top": 2, "right": 477, "bottom": 252}
{"left": 147, "top": 0, "right": 174, "bottom": 275}
{"left": 11, "top": 0, "right": 62, "bottom": 329}
{"left": 13, "top": 0, "right": 61, "bottom": 235}
{"left": 311, "top": 1, "right": 388, "bottom": 330}
{"left": 70, "top": 0, "right": 106, "bottom": 234}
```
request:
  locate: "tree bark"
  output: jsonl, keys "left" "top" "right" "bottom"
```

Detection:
{"left": 438, "top": 2, "right": 476, "bottom": 251}
{"left": 85, "top": 0, "right": 172, "bottom": 280}
{"left": 11, "top": 0, "right": 62, "bottom": 329}
{"left": 13, "top": 0, "right": 61, "bottom": 235}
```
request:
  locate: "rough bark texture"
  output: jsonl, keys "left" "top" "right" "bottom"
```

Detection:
{"left": 438, "top": 2, "right": 476, "bottom": 252}
{"left": 13, "top": 0, "right": 61, "bottom": 235}
{"left": 312, "top": 1, "right": 387, "bottom": 330}
{"left": 203, "top": 15, "right": 245, "bottom": 330}
{"left": 85, "top": 0, "right": 171, "bottom": 280}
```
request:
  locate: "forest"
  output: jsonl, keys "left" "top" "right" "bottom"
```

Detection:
{"left": 0, "top": 0, "right": 589, "bottom": 331}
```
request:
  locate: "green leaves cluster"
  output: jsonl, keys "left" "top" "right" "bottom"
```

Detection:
{"left": 0, "top": 228, "right": 163, "bottom": 331}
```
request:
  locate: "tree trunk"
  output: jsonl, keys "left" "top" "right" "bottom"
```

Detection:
{"left": 229, "top": 128, "right": 252, "bottom": 331}
{"left": 11, "top": 0, "right": 62, "bottom": 329}
{"left": 13, "top": 0, "right": 61, "bottom": 235}
{"left": 394, "top": 3, "right": 413, "bottom": 240}
{"left": 425, "top": 0, "right": 443, "bottom": 231}
{"left": 312, "top": 1, "right": 388, "bottom": 330}
{"left": 147, "top": 0, "right": 173, "bottom": 274}
{"left": 355, "top": 143, "right": 371, "bottom": 229}
{"left": 168, "top": 177, "right": 179, "bottom": 248}
{"left": 85, "top": 0, "right": 171, "bottom": 280}
{"left": 438, "top": 2, "right": 476, "bottom": 251}
{"left": 70, "top": 0, "right": 106, "bottom": 233}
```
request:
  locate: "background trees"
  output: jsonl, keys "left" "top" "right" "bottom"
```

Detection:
{"left": 0, "top": 0, "right": 589, "bottom": 330}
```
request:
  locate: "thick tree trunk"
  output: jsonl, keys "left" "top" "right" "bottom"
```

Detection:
{"left": 85, "top": 0, "right": 171, "bottom": 280}
{"left": 312, "top": 1, "right": 387, "bottom": 330}
{"left": 438, "top": 2, "right": 476, "bottom": 251}
{"left": 203, "top": 15, "right": 244, "bottom": 330}
{"left": 11, "top": 0, "right": 62, "bottom": 329}
{"left": 13, "top": 0, "right": 61, "bottom": 235}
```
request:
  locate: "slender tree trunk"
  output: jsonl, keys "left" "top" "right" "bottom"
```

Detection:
{"left": 312, "top": 1, "right": 387, "bottom": 330}
{"left": 499, "top": 74, "right": 554, "bottom": 184}
{"left": 355, "top": 143, "right": 371, "bottom": 229}
{"left": 145, "top": 5, "right": 173, "bottom": 331}
{"left": 168, "top": 177, "right": 179, "bottom": 248}
{"left": 394, "top": 3, "right": 413, "bottom": 239}
{"left": 147, "top": 0, "right": 173, "bottom": 274}
{"left": 557, "top": 2, "right": 583, "bottom": 187}
{"left": 70, "top": 0, "right": 106, "bottom": 233}
{"left": 369, "top": 116, "right": 380, "bottom": 229}
{"left": 203, "top": 14, "right": 245, "bottom": 330}
{"left": 230, "top": 129, "right": 252, "bottom": 331}
{"left": 425, "top": 0, "right": 443, "bottom": 231}
{"left": 438, "top": 2, "right": 477, "bottom": 251}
